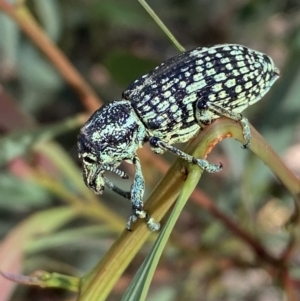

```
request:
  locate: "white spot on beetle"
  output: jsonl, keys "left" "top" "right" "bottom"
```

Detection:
{"left": 193, "top": 73, "right": 203, "bottom": 81}
{"left": 206, "top": 62, "right": 213, "bottom": 68}
{"left": 151, "top": 97, "right": 160, "bottom": 106}
{"left": 208, "top": 48, "right": 217, "bottom": 54}
{"left": 225, "top": 78, "right": 236, "bottom": 88}
{"left": 236, "top": 55, "right": 244, "bottom": 61}
{"left": 218, "top": 91, "right": 227, "bottom": 99}
{"left": 186, "top": 80, "right": 206, "bottom": 93}
{"left": 237, "top": 61, "right": 246, "bottom": 67}
{"left": 235, "top": 85, "right": 242, "bottom": 93}
{"left": 226, "top": 63, "right": 233, "bottom": 70}
{"left": 169, "top": 96, "right": 176, "bottom": 103}
{"left": 206, "top": 68, "right": 216, "bottom": 76}
{"left": 161, "top": 78, "right": 169, "bottom": 84}
{"left": 164, "top": 90, "right": 172, "bottom": 98}
{"left": 162, "top": 80, "right": 175, "bottom": 91}
{"left": 170, "top": 104, "right": 179, "bottom": 113}
{"left": 221, "top": 57, "right": 230, "bottom": 64}
{"left": 212, "top": 83, "right": 223, "bottom": 92}
{"left": 245, "top": 82, "right": 253, "bottom": 89}
{"left": 208, "top": 94, "right": 216, "bottom": 101}
{"left": 232, "top": 69, "right": 240, "bottom": 76}
{"left": 190, "top": 49, "right": 201, "bottom": 56}
{"left": 179, "top": 81, "right": 187, "bottom": 88}
{"left": 183, "top": 93, "right": 197, "bottom": 104}
{"left": 240, "top": 67, "right": 249, "bottom": 74}
{"left": 157, "top": 101, "right": 169, "bottom": 112}
{"left": 181, "top": 66, "right": 189, "bottom": 72}
{"left": 214, "top": 73, "right": 227, "bottom": 82}
{"left": 196, "top": 66, "right": 204, "bottom": 73}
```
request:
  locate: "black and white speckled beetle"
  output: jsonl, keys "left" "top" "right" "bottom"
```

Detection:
{"left": 78, "top": 44, "right": 280, "bottom": 231}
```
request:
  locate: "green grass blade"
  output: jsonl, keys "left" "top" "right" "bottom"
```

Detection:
{"left": 137, "top": 0, "right": 185, "bottom": 52}
{"left": 121, "top": 165, "right": 203, "bottom": 301}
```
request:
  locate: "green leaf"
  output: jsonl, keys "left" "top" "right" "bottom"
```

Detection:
{"left": 0, "top": 207, "right": 78, "bottom": 299}
{"left": 0, "top": 172, "right": 51, "bottom": 210}
{"left": 27, "top": 225, "right": 111, "bottom": 254}
{"left": 0, "top": 13, "right": 19, "bottom": 68}
{"left": 18, "top": 43, "right": 63, "bottom": 112}
{"left": 33, "top": 0, "right": 62, "bottom": 41}
{"left": 0, "top": 114, "right": 84, "bottom": 166}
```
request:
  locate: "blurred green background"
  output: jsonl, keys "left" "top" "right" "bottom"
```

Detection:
{"left": 0, "top": 0, "right": 300, "bottom": 300}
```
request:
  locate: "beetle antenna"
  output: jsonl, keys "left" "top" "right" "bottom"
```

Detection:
{"left": 104, "top": 166, "right": 129, "bottom": 179}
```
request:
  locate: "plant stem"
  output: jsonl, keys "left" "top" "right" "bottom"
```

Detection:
{"left": 0, "top": 0, "right": 101, "bottom": 112}
{"left": 137, "top": 0, "right": 185, "bottom": 52}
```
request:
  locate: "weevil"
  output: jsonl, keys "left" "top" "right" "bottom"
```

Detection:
{"left": 78, "top": 44, "right": 280, "bottom": 231}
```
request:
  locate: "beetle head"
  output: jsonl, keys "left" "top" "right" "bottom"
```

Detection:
{"left": 78, "top": 100, "right": 146, "bottom": 194}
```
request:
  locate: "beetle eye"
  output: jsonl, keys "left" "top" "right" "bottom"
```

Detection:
{"left": 83, "top": 155, "right": 96, "bottom": 164}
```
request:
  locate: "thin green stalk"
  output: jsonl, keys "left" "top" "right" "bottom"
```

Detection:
{"left": 121, "top": 164, "right": 203, "bottom": 301}
{"left": 137, "top": 0, "right": 185, "bottom": 52}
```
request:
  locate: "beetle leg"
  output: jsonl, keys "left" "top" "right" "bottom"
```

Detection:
{"left": 205, "top": 102, "right": 251, "bottom": 148}
{"left": 103, "top": 176, "right": 131, "bottom": 200}
{"left": 126, "top": 156, "right": 160, "bottom": 232}
{"left": 149, "top": 137, "right": 222, "bottom": 173}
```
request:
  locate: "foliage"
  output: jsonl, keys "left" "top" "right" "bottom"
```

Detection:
{"left": 0, "top": 0, "right": 300, "bottom": 300}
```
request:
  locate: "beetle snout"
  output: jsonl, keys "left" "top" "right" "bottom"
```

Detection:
{"left": 82, "top": 164, "right": 105, "bottom": 195}
{"left": 89, "top": 175, "right": 105, "bottom": 194}
{"left": 91, "top": 183, "right": 105, "bottom": 195}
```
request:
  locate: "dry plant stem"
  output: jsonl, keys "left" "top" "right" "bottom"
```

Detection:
{"left": 0, "top": 0, "right": 101, "bottom": 112}
{"left": 279, "top": 228, "right": 297, "bottom": 264}
{"left": 282, "top": 270, "right": 298, "bottom": 301}
{"left": 205, "top": 120, "right": 300, "bottom": 267}
{"left": 78, "top": 161, "right": 185, "bottom": 301}
{"left": 77, "top": 118, "right": 297, "bottom": 300}
{"left": 1, "top": 270, "right": 80, "bottom": 292}
{"left": 31, "top": 172, "right": 126, "bottom": 233}
{"left": 191, "top": 189, "right": 278, "bottom": 265}
{"left": 249, "top": 127, "right": 300, "bottom": 199}
{"left": 201, "top": 120, "right": 300, "bottom": 197}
